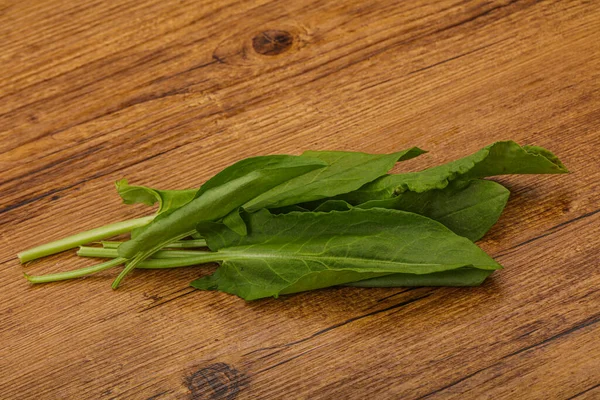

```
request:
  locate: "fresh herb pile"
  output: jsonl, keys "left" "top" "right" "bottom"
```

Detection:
{"left": 20, "top": 141, "right": 567, "bottom": 300}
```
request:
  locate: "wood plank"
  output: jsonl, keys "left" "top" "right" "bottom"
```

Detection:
{"left": 1, "top": 0, "right": 598, "bottom": 398}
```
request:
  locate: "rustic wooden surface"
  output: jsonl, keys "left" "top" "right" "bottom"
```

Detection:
{"left": 1, "top": 0, "right": 598, "bottom": 398}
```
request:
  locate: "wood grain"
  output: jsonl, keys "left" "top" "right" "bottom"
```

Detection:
{"left": 1, "top": 0, "right": 598, "bottom": 398}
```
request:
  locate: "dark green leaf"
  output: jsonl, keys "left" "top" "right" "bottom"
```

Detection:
{"left": 222, "top": 209, "right": 248, "bottom": 236}
{"left": 358, "top": 179, "right": 510, "bottom": 241}
{"left": 340, "top": 141, "right": 568, "bottom": 204}
{"left": 118, "top": 155, "right": 327, "bottom": 259}
{"left": 191, "top": 208, "right": 501, "bottom": 300}
{"left": 313, "top": 199, "right": 353, "bottom": 213}
{"left": 193, "top": 155, "right": 326, "bottom": 199}
{"left": 269, "top": 204, "right": 311, "bottom": 214}
{"left": 243, "top": 147, "right": 426, "bottom": 212}
{"left": 298, "top": 179, "right": 509, "bottom": 242}
{"left": 346, "top": 268, "right": 492, "bottom": 287}
{"left": 113, "top": 155, "right": 327, "bottom": 287}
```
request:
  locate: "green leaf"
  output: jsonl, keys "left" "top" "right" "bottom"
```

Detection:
{"left": 340, "top": 141, "right": 568, "bottom": 204}
{"left": 191, "top": 208, "right": 501, "bottom": 300}
{"left": 313, "top": 199, "right": 353, "bottom": 213}
{"left": 358, "top": 179, "right": 510, "bottom": 241}
{"left": 346, "top": 268, "right": 493, "bottom": 287}
{"left": 243, "top": 147, "right": 426, "bottom": 212}
{"left": 222, "top": 209, "right": 248, "bottom": 236}
{"left": 297, "top": 179, "right": 509, "bottom": 242}
{"left": 115, "top": 179, "right": 197, "bottom": 215}
{"left": 270, "top": 204, "right": 311, "bottom": 214}
{"left": 193, "top": 154, "right": 325, "bottom": 199}
{"left": 113, "top": 155, "right": 327, "bottom": 287}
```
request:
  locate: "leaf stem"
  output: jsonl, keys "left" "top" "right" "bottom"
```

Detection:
{"left": 100, "top": 239, "right": 207, "bottom": 249}
{"left": 25, "top": 257, "right": 127, "bottom": 284}
{"left": 111, "top": 230, "right": 195, "bottom": 289}
{"left": 77, "top": 247, "right": 212, "bottom": 259}
{"left": 18, "top": 216, "right": 155, "bottom": 263}
{"left": 164, "top": 239, "right": 208, "bottom": 248}
{"left": 135, "top": 253, "right": 222, "bottom": 269}
{"left": 101, "top": 241, "right": 123, "bottom": 249}
{"left": 24, "top": 252, "right": 222, "bottom": 284}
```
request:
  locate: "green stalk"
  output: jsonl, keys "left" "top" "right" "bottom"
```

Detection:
{"left": 77, "top": 247, "right": 211, "bottom": 259}
{"left": 101, "top": 239, "right": 207, "bottom": 249}
{"left": 101, "top": 242, "right": 122, "bottom": 249}
{"left": 25, "top": 252, "right": 223, "bottom": 284}
{"left": 135, "top": 253, "right": 222, "bottom": 268}
{"left": 25, "top": 257, "right": 126, "bottom": 284}
{"left": 111, "top": 230, "right": 195, "bottom": 289}
{"left": 78, "top": 247, "right": 121, "bottom": 258}
{"left": 18, "top": 216, "right": 155, "bottom": 263}
{"left": 163, "top": 239, "right": 208, "bottom": 248}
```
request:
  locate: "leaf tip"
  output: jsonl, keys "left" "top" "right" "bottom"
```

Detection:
{"left": 396, "top": 147, "right": 428, "bottom": 162}
{"left": 115, "top": 178, "right": 128, "bottom": 189}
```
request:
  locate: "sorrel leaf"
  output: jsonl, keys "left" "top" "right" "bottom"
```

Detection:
{"left": 113, "top": 155, "right": 327, "bottom": 287}
{"left": 191, "top": 208, "right": 501, "bottom": 300}
{"left": 243, "top": 147, "right": 425, "bottom": 212}
{"left": 358, "top": 179, "right": 510, "bottom": 241}
{"left": 115, "top": 179, "right": 197, "bottom": 215}
{"left": 340, "top": 141, "right": 568, "bottom": 204}
{"left": 300, "top": 180, "right": 509, "bottom": 242}
{"left": 347, "top": 268, "right": 493, "bottom": 287}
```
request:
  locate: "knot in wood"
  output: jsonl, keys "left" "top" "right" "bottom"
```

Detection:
{"left": 186, "top": 363, "right": 242, "bottom": 400}
{"left": 252, "top": 30, "right": 293, "bottom": 56}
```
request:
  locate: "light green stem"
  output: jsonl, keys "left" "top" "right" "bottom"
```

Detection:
{"left": 112, "top": 230, "right": 195, "bottom": 289}
{"left": 101, "top": 242, "right": 122, "bottom": 249}
{"left": 24, "top": 252, "right": 223, "bottom": 284}
{"left": 135, "top": 253, "right": 222, "bottom": 269}
{"left": 101, "top": 239, "right": 207, "bottom": 249}
{"left": 18, "top": 216, "right": 155, "bottom": 263}
{"left": 25, "top": 257, "right": 126, "bottom": 284}
{"left": 163, "top": 239, "right": 208, "bottom": 248}
{"left": 77, "top": 247, "right": 210, "bottom": 259}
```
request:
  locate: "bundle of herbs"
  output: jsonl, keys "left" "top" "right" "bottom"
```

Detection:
{"left": 19, "top": 141, "right": 567, "bottom": 300}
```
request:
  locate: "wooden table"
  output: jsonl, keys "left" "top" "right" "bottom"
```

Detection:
{"left": 1, "top": 0, "right": 598, "bottom": 398}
